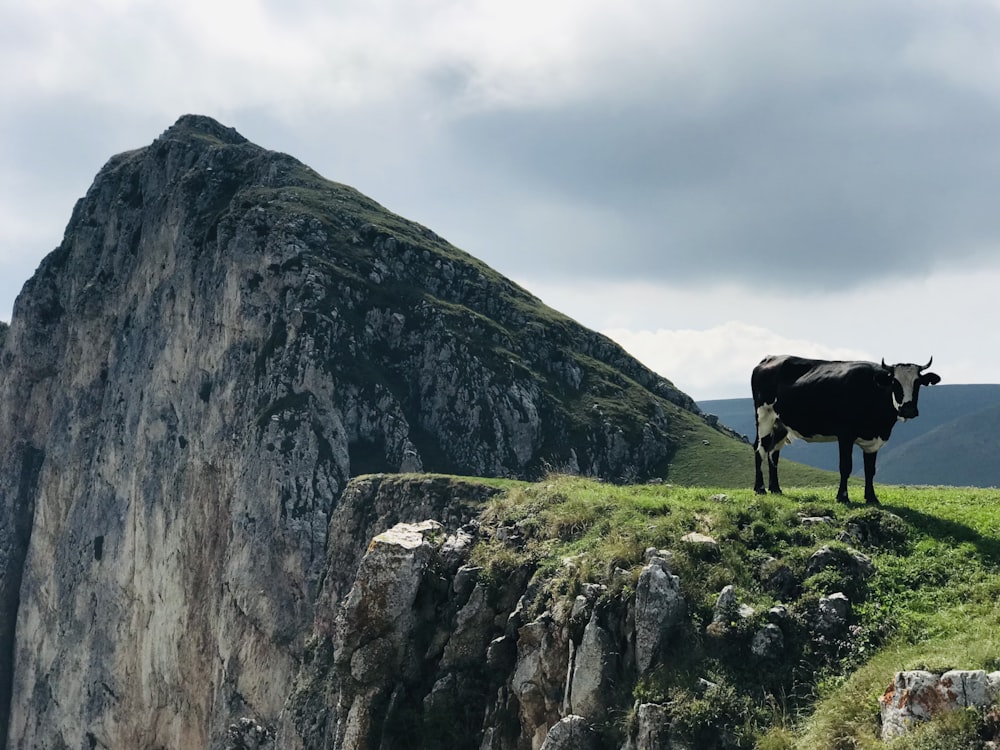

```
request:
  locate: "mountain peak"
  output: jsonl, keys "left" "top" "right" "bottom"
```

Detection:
{"left": 159, "top": 113, "right": 250, "bottom": 147}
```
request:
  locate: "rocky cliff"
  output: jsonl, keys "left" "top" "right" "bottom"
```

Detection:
{"left": 268, "top": 475, "right": 877, "bottom": 750}
{"left": 0, "top": 116, "right": 734, "bottom": 748}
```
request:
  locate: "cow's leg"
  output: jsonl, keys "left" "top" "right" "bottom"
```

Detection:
{"left": 755, "top": 433, "right": 782, "bottom": 495}
{"left": 753, "top": 438, "right": 766, "bottom": 495}
{"left": 753, "top": 403, "right": 767, "bottom": 494}
{"left": 836, "top": 437, "right": 853, "bottom": 503}
{"left": 754, "top": 403, "right": 784, "bottom": 494}
{"left": 768, "top": 449, "right": 782, "bottom": 494}
{"left": 863, "top": 451, "right": 879, "bottom": 504}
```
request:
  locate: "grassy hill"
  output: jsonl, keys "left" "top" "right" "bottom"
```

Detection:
{"left": 699, "top": 384, "right": 1000, "bottom": 487}
{"left": 660, "top": 410, "right": 839, "bottom": 490}
{"left": 469, "top": 474, "right": 1000, "bottom": 748}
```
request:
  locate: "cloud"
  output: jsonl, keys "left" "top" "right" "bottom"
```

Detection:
{"left": 524, "top": 263, "right": 1000, "bottom": 400}
{"left": 8, "top": 3, "right": 1000, "bottom": 255}
{"left": 3, "top": 0, "right": 1000, "bottom": 408}
{"left": 603, "top": 322, "right": 870, "bottom": 401}
{"left": 437, "top": 2, "right": 1000, "bottom": 291}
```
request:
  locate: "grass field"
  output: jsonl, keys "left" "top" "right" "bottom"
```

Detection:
{"left": 469, "top": 475, "right": 1000, "bottom": 748}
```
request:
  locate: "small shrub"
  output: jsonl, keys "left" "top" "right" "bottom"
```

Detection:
{"left": 755, "top": 726, "right": 796, "bottom": 750}
{"left": 667, "top": 682, "right": 764, "bottom": 749}
{"left": 844, "top": 507, "right": 910, "bottom": 551}
{"left": 887, "top": 706, "right": 983, "bottom": 750}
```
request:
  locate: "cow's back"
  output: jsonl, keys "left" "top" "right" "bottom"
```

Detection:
{"left": 752, "top": 355, "right": 828, "bottom": 406}
{"left": 755, "top": 356, "right": 895, "bottom": 440}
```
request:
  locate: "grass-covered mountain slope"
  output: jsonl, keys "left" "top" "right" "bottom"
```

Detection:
{"left": 458, "top": 475, "right": 1000, "bottom": 749}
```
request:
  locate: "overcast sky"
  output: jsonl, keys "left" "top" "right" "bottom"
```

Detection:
{"left": 3, "top": 0, "right": 999, "bottom": 399}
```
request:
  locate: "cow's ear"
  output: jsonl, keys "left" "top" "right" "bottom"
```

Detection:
{"left": 920, "top": 372, "right": 941, "bottom": 386}
{"left": 874, "top": 369, "right": 894, "bottom": 388}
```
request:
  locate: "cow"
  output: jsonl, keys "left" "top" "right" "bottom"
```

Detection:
{"left": 752, "top": 355, "right": 940, "bottom": 504}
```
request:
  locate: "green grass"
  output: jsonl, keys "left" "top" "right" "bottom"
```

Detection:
{"left": 666, "top": 418, "right": 843, "bottom": 489}
{"left": 469, "top": 476, "right": 1000, "bottom": 748}
{"left": 787, "top": 485, "right": 1000, "bottom": 749}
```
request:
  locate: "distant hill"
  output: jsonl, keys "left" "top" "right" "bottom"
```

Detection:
{"left": 699, "top": 384, "right": 1000, "bottom": 488}
{"left": 876, "top": 401, "right": 1000, "bottom": 487}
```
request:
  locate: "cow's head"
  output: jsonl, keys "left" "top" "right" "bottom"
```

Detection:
{"left": 881, "top": 357, "right": 941, "bottom": 420}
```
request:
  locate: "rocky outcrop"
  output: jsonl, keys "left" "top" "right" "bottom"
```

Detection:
{"left": 633, "top": 553, "right": 685, "bottom": 674}
{"left": 0, "top": 115, "right": 735, "bottom": 747}
{"left": 538, "top": 716, "right": 601, "bottom": 750}
{"left": 331, "top": 520, "right": 448, "bottom": 749}
{"left": 280, "top": 504, "right": 703, "bottom": 750}
{"left": 880, "top": 669, "right": 1000, "bottom": 740}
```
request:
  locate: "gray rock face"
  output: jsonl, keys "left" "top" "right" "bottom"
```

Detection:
{"left": 331, "top": 520, "right": 444, "bottom": 749}
{"left": 226, "top": 718, "right": 275, "bottom": 750}
{"left": 814, "top": 592, "right": 851, "bottom": 636}
{"left": 627, "top": 703, "right": 671, "bottom": 750}
{"left": 254, "top": 475, "right": 504, "bottom": 750}
{"left": 0, "top": 115, "right": 715, "bottom": 747}
{"left": 634, "top": 556, "right": 685, "bottom": 673}
{"left": 538, "top": 715, "right": 600, "bottom": 750}
{"left": 511, "top": 613, "right": 571, "bottom": 749}
{"left": 566, "top": 611, "right": 614, "bottom": 721}
{"left": 879, "top": 669, "right": 1000, "bottom": 740}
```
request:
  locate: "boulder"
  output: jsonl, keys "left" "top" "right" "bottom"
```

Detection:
{"left": 814, "top": 592, "right": 850, "bottom": 636}
{"left": 707, "top": 585, "right": 754, "bottom": 639}
{"left": 680, "top": 532, "right": 720, "bottom": 556}
{"left": 806, "top": 545, "right": 875, "bottom": 579}
{"left": 750, "top": 624, "right": 785, "bottom": 660}
{"left": 538, "top": 715, "right": 600, "bottom": 750}
{"left": 879, "top": 669, "right": 1000, "bottom": 740}
{"left": 634, "top": 556, "right": 685, "bottom": 673}
{"left": 567, "top": 611, "right": 614, "bottom": 720}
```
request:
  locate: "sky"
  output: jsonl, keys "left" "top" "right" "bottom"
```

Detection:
{"left": 3, "top": 0, "right": 1000, "bottom": 400}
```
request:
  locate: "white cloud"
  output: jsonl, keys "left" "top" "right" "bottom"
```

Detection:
{"left": 602, "top": 322, "right": 869, "bottom": 401}
{"left": 3, "top": 0, "right": 1000, "bottom": 399}
{"left": 521, "top": 266, "right": 1000, "bottom": 400}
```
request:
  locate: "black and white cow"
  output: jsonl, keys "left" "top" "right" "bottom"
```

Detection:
{"left": 752, "top": 355, "right": 940, "bottom": 504}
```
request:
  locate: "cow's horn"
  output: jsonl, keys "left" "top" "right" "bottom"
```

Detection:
{"left": 881, "top": 358, "right": 888, "bottom": 369}
{"left": 921, "top": 356, "right": 933, "bottom": 371}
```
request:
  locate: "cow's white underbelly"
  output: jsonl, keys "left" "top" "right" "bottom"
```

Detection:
{"left": 787, "top": 429, "right": 885, "bottom": 452}
{"left": 757, "top": 403, "right": 885, "bottom": 452}
{"left": 788, "top": 428, "right": 836, "bottom": 443}
{"left": 856, "top": 436, "right": 886, "bottom": 453}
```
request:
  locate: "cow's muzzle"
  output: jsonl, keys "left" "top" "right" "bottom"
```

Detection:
{"left": 898, "top": 403, "right": 918, "bottom": 420}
